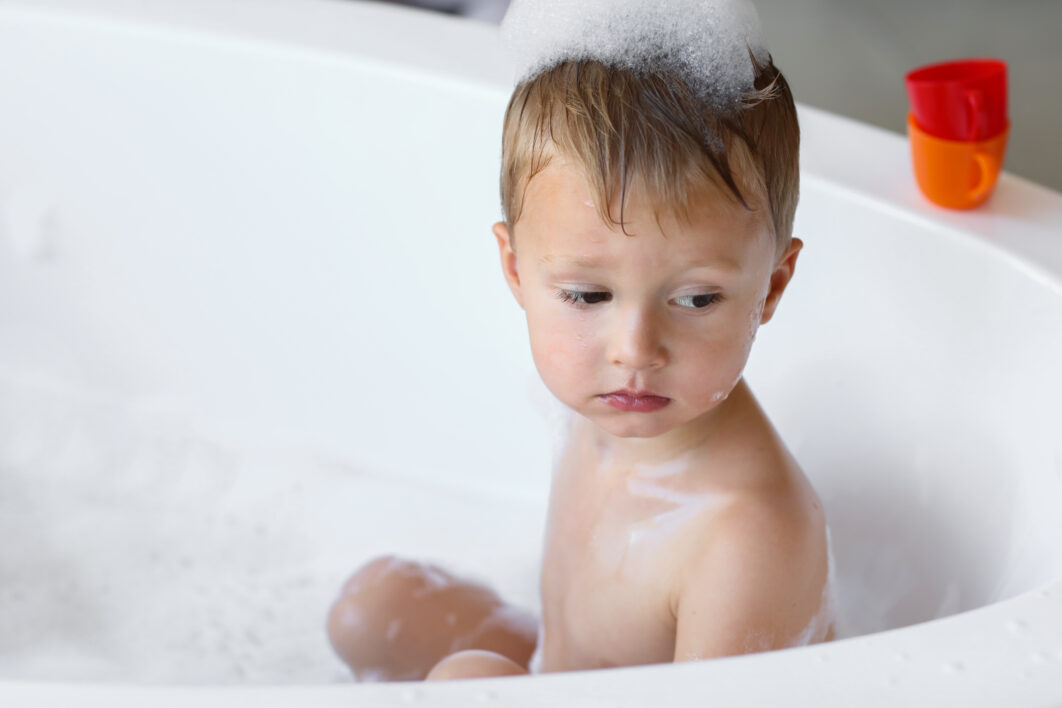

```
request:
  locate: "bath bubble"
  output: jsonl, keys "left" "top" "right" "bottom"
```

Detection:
{"left": 501, "top": 0, "right": 770, "bottom": 107}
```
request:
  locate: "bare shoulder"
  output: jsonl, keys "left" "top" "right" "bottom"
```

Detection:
{"left": 676, "top": 448, "right": 827, "bottom": 592}
{"left": 712, "top": 478, "right": 826, "bottom": 574}
{"left": 701, "top": 380, "right": 828, "bottom": 558}
{"left": 692, "top": 395, "right": 825, "bottom": 540}
{"left": 665, "top": 416, "right": 831, "bottom": 656}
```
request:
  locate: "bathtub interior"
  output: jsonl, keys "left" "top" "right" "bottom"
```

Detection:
{"left": 2, "top": 0, "right": 1062, "bottom": 686}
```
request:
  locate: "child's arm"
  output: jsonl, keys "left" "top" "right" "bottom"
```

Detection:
{"left": 671, "top": 500, "right": 825, "bottom": 661}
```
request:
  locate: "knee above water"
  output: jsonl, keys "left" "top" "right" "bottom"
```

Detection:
{"left": 426, "top": 649, "right": 529, "bottom": 681}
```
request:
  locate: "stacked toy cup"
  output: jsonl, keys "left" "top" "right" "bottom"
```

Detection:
{"left": 905, "top": 58, "right": 1009, "bottom": 209}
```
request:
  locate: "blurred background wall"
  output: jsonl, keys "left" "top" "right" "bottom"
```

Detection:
{"left": 373, "top": 0, "right": 1061, "bottom": 192}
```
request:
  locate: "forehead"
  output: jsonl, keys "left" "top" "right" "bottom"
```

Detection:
{"left": 517, "top": 160, "right": 773, "bottom": 267}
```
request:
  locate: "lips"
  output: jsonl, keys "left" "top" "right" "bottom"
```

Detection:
{"left": 597, "top": 389, "right": 671, "bottom": 413}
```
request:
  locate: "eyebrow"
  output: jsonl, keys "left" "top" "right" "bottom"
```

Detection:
{"left": 538, "top": 254, "right": 609, "bottom": 268}
{"left": 538, "top": 254, "right": 742, "bottom": 272}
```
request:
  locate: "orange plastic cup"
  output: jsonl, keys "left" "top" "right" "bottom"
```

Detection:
{"left": 908, "top": 113, "right": 1009, "bottom": 210}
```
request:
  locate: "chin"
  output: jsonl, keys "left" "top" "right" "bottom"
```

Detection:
{"left": 590, "top": 413, "right": 674, "bottom": 439}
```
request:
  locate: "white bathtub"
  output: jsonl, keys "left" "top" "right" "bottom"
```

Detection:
{"left": 1, "top": 0, "right": 1061, "bottom": 705}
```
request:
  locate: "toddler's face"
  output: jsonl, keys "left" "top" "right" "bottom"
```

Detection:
{"left": 495, "top": 159, "right": 800, "bottom": 448}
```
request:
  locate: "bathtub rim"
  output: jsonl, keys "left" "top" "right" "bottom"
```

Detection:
{"left": 1, "top": 0, "right": 1061, "bottom": 704}
{"left": 1, "top": 583, "right": 1060, "bottom": 705}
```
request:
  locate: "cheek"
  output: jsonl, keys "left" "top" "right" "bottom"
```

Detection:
{"left": 683, "top": 305, "right": 764, "bottom": 401}
{"left": 526, "top": 308, "right": 595, "bottom": 381}
{"left": 704, "top": 303, "right": 764, "bottom": 359}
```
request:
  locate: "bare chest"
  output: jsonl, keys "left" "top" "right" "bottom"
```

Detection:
{"left": 537, "top": 459, "right": 699, "bottom": 671}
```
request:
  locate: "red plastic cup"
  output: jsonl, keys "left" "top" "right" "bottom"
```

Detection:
{"left": 905, "top": 58, "right": 1007, "bottom": 142}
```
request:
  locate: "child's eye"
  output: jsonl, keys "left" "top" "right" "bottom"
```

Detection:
{"left": 556, "top": 289, "right": 611, "bottom": 307}
{"left": 673, "top": 293, "right": 720, "bottom": 309}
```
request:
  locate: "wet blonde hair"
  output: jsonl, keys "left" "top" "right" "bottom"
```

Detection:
{"left": 499, "top": 54, "right": 799, "bottom": 257}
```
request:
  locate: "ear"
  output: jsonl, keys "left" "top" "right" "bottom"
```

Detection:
{"left": 493, "top": 221, "right": 525, "bottom": 309}
{"left": 759, "top": 237, "right": 803, "bottom": 325}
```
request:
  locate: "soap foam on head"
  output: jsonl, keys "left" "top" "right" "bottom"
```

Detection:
{"left": 501, "top": 0, "right": 769, "bottom": 107}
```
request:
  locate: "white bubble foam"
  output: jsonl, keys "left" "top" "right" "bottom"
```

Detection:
{"left": 0, "top": 374, "right": 544, "bottom": 684}
{"left": 501, "top": 0, "right": 769, "bottom": 106}
{"left": 801, "top": 525, "right": 839, "bottom": 645}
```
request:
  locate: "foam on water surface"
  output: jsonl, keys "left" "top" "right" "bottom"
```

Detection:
{"left": 0, "top": 375, "right": 544, "bottom": 684}
{"left": 501, "top": 0, "right": 769, "bottom": 105}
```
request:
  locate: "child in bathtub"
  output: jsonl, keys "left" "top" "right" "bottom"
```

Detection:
{"left": 327, "top": 0, "right": 835, "bottom": 681}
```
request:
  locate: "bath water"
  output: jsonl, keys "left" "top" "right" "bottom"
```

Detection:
{"left": 0, "top": 374, "right": 544, "bottom": 684}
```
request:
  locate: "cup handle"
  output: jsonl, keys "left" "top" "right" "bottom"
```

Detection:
{"left": 969, "top": 151, "right": 999, "bottom": 202}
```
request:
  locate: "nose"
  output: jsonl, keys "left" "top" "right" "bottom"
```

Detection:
{"left": 607, "top": 304, "right": 667, "bottom": 371}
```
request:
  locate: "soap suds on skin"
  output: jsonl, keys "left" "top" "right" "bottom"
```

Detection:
{"left": 748, "top": 298, "right": 766, "bottom": 340}
{"left": 783, "top": 526, "right": 838, "bottom": 648}
{"left": 619, "top": 458, "right": 726, "bottom": 566}
{"left": 733, "top": 528, "right": 836, "bottom": 653}
{"left": 630, "top": 455, "right": 689, "bottom": 480}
